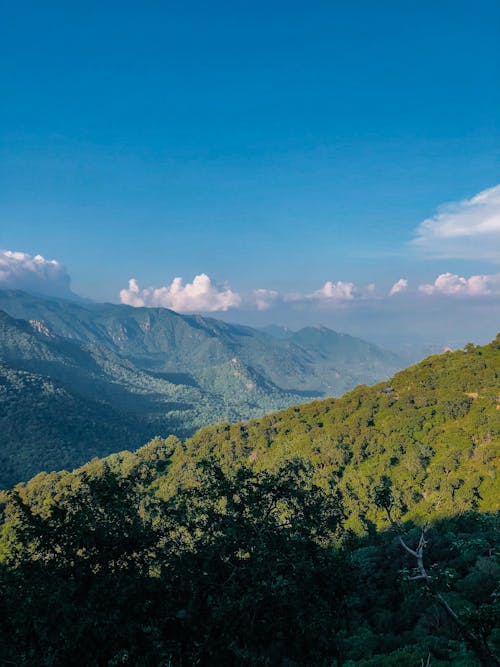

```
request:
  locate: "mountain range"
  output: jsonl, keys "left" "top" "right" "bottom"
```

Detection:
{"left": 0, "top": 289, "right": 402, "bottom": 486}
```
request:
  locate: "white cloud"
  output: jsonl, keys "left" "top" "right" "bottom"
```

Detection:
{"left": 418, "top": 272, "right": 500, "bottom": 297}
{"left": 389, "top": 278, "right": 408, "bottom": 296}
{"left": 312, "top": 280, "right": 357, "bottom": 300}
{"left": 0, "top": 249, "right": 73, "bottom": 298}
{"left": 283, "top": 280, "right": 377, "bottom": 305}
{"left": 413, "top": 184, "right": 500, "bottom": 260}
{"left": 252, "top": 289, "right": 280, "bottom": 311}
{"left": 119, "top": 274, "right": 242, "bottom": 313}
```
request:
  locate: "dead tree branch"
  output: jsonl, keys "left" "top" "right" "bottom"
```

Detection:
{"left": 382, "top": 505, "right": 499, "bottom": 667}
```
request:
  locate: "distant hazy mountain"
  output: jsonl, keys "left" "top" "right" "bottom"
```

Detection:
{"left": 259, "top": 324, "right": 294, "bottom": 339}
{"left": 0, "top": 290, "right": 401, "bottom": 391}
{"left": 0, "top": 290, "right": 403, "bottom": 485}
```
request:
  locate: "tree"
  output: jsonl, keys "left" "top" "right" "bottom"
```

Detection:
{"left": 374, "top": 476, "right": 500, "bottom": 667}
{"left": 166, "top": 457, "right": 350, "bottom": 664}
{"left": 0, "top": 458, "right": 353, "bottom": 666}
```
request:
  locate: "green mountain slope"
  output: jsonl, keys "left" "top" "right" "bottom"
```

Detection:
{"left": 0, "top": 308, "right": 308, "bottom": 487}
{"left": 10, "top": 334, "right": 500, "bottom": 529}
{"left": 163, "top": 335, "right": 500, "bottom": 529}
{"left": 287, "top": 325, "right": 400, "bottom": 393}
{"left": 1, "top": 337, "right": 498, "bottom": 666}
{"left": 0, "top": 363, "right": 146, "bottom": 488}
{"left": 0, "top": 289, "right": 401, "bottom": 396}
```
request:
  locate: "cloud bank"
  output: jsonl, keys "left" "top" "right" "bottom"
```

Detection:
{"left": 0, "top": 249, "right": 74, "bottom": 298}
{"left": 418, "top": 272, "right": 500, "bottom": 297}
{"left": 4, "top": 246, "right": 494, "bottom": 316}
{"left": 120, "top": 274, "right": 242, "bottom": 312}
{"left": 120, "top": 276, "right": 375, "bottom": 313}
{"left": 413, "top": 184, "right": 500, "bottom": 260}
{"left": 285, "top": 280, "right": 364, "bottom": 304}
{"left": 119, "top": 269, "right": 500, "bottom": 316}
{"left": 310, "top": 280, "right": 357, "bottom": 301}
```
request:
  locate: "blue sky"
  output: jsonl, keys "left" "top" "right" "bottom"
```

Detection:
{"left": 1, "top": 1, "right": 499, "bottom": 347}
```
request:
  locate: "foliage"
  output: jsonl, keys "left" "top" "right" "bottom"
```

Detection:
{"left": 165, "top": 335, "right": 500, "bottom": 528}
{"left": 0, "top": 332, "right": 498, "bottom": 664}
{"left": 0, "top": 291, "right": 402, "bottom": 488}
{"left": 0, "top": 460, "right": 350, "bottom": 666}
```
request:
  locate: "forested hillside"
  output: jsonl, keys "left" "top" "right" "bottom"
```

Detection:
{"left": 165, "top": 334, "right": 500, "bottom": 529}
{"left": 0, "top": 290, "right": 401, "bottom": 397}
{"left": 0, "top": 337, "right": 498, "bottom": 665}
{"left": 0, "top": 362, "right": 147, "bottom": 488}
{"left": 0, "top": 290, "right": 297, "bottom": 380}
{"left": 0, "top": 289, "right": 402, "bottom": 487}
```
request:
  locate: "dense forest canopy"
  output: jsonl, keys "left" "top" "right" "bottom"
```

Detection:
{"left": 163, "top": 333, "right": 500, "bottom": 529}
{"left": 0, "top": 335, "right": 499, "bottom": 665}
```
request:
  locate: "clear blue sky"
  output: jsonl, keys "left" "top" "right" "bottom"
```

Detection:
{"left": 1, "top": 1, "right": 499, "bottom": 346}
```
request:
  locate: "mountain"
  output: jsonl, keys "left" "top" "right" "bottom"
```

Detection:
{"left": 288, "top": 325, "right": 399, "bottom": 393}
{"left": 0, "top": 308, "right": 199, "bottom": 486}
{"left": 9, "top": 333, "right": 499, "bottom": 524}
{"left": 0, "top": 362, "right": 147, "bottom": 489}
{"left": 0, "top": 290, "right": 401, "bottom": 395}
{"left": 163, "top": 333, "right": 500, "bottom": 529}
{"left": 1, "top": 336, "right": 498, "bottom": 665}
{"left": 0, "top": 290, "right": 403, "bottom": 486}
{"left": 259, "top": 324, "right": 294, "bottom": 339}
{"left": 0, "top": 308, "right": 299, "bottom": 487}
{"left": 4, "top": 330, "right": 498, "bottom": 532}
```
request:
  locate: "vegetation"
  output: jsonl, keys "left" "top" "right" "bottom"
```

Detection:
{"left": 0, "top": 362, "right": 145, "bottom": 488}
{"left": 0, "top": 290, "right": 401, "bottom": 400}
{"left": 0, "top": 336, "right": 498, "bottom": 664}
{"left": 165, "top": 333, "right": 500, "bottom": 529}
{"left": 0, "top": 290, "right": 402, "bottom": 487}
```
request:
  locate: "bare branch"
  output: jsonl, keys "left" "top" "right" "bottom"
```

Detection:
{"left": 389, "top": 516, "right": 499, "bottom": 666}
{"left": 397, "top": 534, "right": 419, "bottom": 558}
{"left": 378, "top": 483, "right": 499, "bottom": 666}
